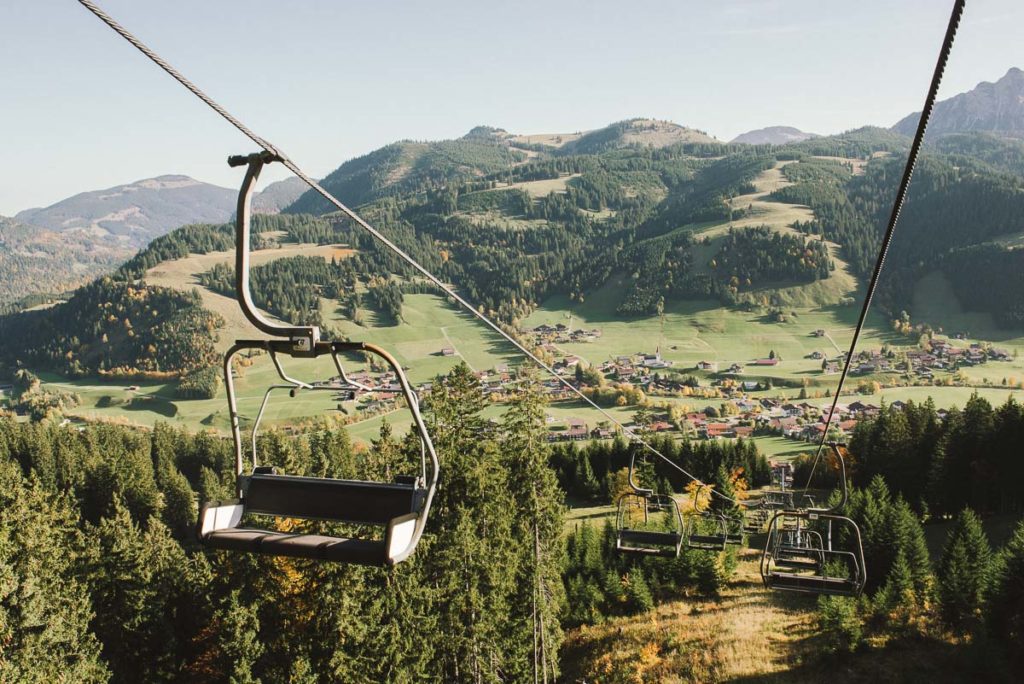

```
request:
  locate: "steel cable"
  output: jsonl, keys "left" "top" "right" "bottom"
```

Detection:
{"left": 801, "top": 0, "right": 965, "bottom": 493}
{"left": 77, "top": 0, "right": 965, "bottom": 508}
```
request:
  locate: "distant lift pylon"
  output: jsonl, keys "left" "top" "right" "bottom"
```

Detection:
{"left": 197, "top": 152, "right": 439, "bottom": 566}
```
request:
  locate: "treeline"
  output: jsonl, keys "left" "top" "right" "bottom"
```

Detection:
{"left": 815, "top": 476, "right": 1024, "bottom": 672}
{"left": 175, "top": 366, "right": 222, "bottom": 400}
{"left": 199, "top": 256, "right": 359, "bottom": 328}
{"left": 786, "top": 126, "right": 908, "bottom": 159}
{"left": 943, "top": 245, "right": 1024, "bottom": 327}
{"left": 286, "top": 138, "right": 525, "bottom": 214}
{"left": 0, "top": 365, "right": 565, "bottom": 682}
{"left": 0, "top": 363, "right": 754, "bottom": 682}
{"left": 931, "top": 131, "right": 1024, "bottom": 178}
{"left": 117, "top": 223, "right": 235, "bottom": 279}
{"left": 0, "top": 277, "right": 222, "bottom": 378}
{"left": 562, "top": 519, "right": 729, "bottom": 628}
{"left": 774, "top": 151, "right": 1024, "bottom": 323}
{"left": 637, "top": 153, "right": 776, "bottom": 240}
{"left": 549, "top": 434, "right": 770, "bottom": 502}
{"left": 847, "top": 394, "right": 1024, "bottom": 517}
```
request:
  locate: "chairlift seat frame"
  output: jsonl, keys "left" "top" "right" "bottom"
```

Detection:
{"left": 615, "top": 489, "right": 684, "bottom": 558}
{"left": 759, "top": 444, "right": 867, "bottom": 597}
{"left": 197, "top": 152, "right": 439, "bottom": 567}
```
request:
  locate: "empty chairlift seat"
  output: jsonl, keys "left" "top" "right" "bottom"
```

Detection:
{"left": 761, "top": 512, "right": 865, "bottom": 596}
{"left": 197, "top": 152, "right": 439, "bottom": 567}
{"left": 200, "top": 472, "right": 428, "bottom": 566}
{"left": 616, "top": 492, "right": 684, "bottom": 558}
{"left": 685, "top": 511, "right": 729, "bottom": 551}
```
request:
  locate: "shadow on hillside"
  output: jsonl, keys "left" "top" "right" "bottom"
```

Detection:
{"left": 725, "top": 633, "right": 1009, "bottom": 684}
{"left": 125, "top": 396, "right": 178, "bottom": 418}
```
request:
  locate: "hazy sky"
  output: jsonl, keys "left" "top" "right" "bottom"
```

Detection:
{"left": 2, "top": 0, "right": 1022, "bottom": 215}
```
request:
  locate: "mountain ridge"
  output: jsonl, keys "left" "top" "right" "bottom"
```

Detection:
{"left": 2, "top": 175, "right": 306, "bottom": 306}
{"left": 730, "top": 126, "right": 819, "bottom": 145}
{"left": 893, "top": 67, "right": 1024, "bottom": 138}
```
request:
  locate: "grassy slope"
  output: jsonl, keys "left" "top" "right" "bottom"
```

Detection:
{"left": 638, "top": 160, "right": 859, "bottom": 309}
{"left": 560, "top": 545, "right": 1001, "bottom": 683}
{"left": 37, "top": 292, "right": 517, "bottom": 435}
{"left": 144, "top": 242, "right": 354, "bottom": 352}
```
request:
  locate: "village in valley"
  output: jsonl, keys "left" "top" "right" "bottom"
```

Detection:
{"left": 324, "top": 320, "right": 1016, "bottom": 454}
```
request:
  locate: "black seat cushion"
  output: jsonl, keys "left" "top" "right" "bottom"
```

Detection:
{"left": 766, "top": 572, "right": 858, "bottom": 596}
{"left": 688, "top": 534, "right": 727, "bottom": 545}
{"left": 204, "top": 528, "right": 388, "bottom": 566}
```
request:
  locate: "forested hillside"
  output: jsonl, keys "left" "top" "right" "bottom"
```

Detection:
{"left": 772, "top": 145, "right": 1024, "bottom": 324}
{"left": 285, "top": 135, "right": 527, "bottom": 214}
{"left": 0, "top": 216, "right": 123, "bottom": 308}
{"left": 0, "top": 366, "right": 767, "bottom": 682}
{"left": 2, "top": 367, "right": 1022, "bottom": 681}
{"left": 0, "top": 278, "right": 222, "bottom": 378}
{"left": 3, "top": 117, "right": 1024, "bottom": 382}
{"left": 1, "top": 177, "right": 312, "bottom": 308}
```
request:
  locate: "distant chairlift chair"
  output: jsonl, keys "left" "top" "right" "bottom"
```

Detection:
{"left": 684, "top": 484, "right": 729, "bottom": 552}
{"left": 615, "top": 451, "right": 684, "bottom": 557}
{"left": 759, "top": 444, "right": 865, "bottom": 597}
{"left": 198, "top": 151, "right": 439, "bottom": 567}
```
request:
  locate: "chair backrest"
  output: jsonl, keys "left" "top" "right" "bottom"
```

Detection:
{"left": 619, "top": 529, "right": 681, "bottom": 546}
{"left": 241, "top": 473, "right": 424, "bottom": 526}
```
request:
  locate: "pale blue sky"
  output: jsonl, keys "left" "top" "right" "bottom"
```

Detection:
{"left": 2, "top": 0, "right": 1022, "bottom": 215}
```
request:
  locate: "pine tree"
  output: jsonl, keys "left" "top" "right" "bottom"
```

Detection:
{"left": 817, "top": 596, "right": 863, "bottom": 653}
{"left": 874, "top": 548, "right": 916, "bottom": 624}
{"left": 710, "top": 463, "right": 739, "bottom": 516}
{"left": 425, "top": 364, "right": 518, "bottom": 681}
{"left": 0, "top": 459, "right": 109, "bottom": 683}
{"left": 938, "top": 508, "right": 993, "bottom": 632}
{"left": 88, "top": 502, "right": 190, "bottom": 682}
{"left": 215, "top": 591, "right": 264, "bottom": 684}
{"left": 985, "top": 519, "right": 1024, "bottom": 657}
{"left": 574, "top": 449, "right": 601, "bottom": 501}
{"left": 625, "top": 571, "right": 654, "bottom": 614}
{"left": 891, "top": 498, "right": 933, "bottom": 603}
{"left": 503, "top": 379, "right": 566, "bottom": 683}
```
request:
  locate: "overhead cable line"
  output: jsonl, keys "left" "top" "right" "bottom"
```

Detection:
{"left": 802, "top": 0, "right": 965, "bottom": 492}
{"left": 77, "top": 0, "right": 964, "bottom": 507}
{"left": 75, "top": 0, "right": 733, "bottom": 502}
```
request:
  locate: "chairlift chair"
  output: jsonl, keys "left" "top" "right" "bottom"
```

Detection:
{"left": 743, "top": 506, "right": 769, "bottom": 533}
{"left": 771, "top": 524, "right": 825, "bottom": 571}
{"left": 684, "top": 484, "right": 729, "bottom": 551}
{"left": 760, "top": 444, "right": 866, "bottom": 597}
{"left": 198, "top": 152, "right": 439, "bottom": 566}
{"left": 615, "top": 450, "right": 684, "bottom": 557}
{"left": 723, "top": 512, "right": 745, "bottom": 545}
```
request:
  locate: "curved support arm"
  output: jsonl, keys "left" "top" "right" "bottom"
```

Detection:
{"left": 268, "top": 350, "right": 314, "bottom": 390}
{"left": 626, "top": 447, "right": 654, "bottom": 497}
{"left": 330, "top": 352, "right": 373, "bottom": 393}
{"left": 231, "top": 151, "right": 319, "bottom": 349}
